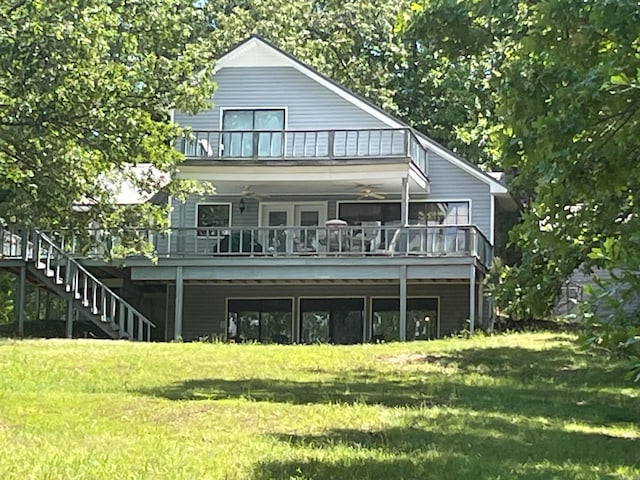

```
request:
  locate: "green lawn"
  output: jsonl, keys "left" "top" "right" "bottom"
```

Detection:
{"left": 0, "top": 333, "right": 637, "bottom": 479}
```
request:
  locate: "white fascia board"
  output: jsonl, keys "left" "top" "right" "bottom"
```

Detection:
{"left": 408, "top": 165, "right": 429, "bottom": 192}
{"left": 176, "top": 163, "right": 410, "bottom": 183}
{"left": 490, "top": 183, "right": 509, "bottom": 195}
{"left": 214, "top": 37, "right": 403, "bottom": 129}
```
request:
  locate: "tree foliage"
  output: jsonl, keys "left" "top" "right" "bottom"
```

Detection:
{"left": 493, "top": 0, "right": 640, "bottom": 326}
{"left": 0, "top": 0, "right": 216, "bottom": 230}
{"left": 396, "top": 0, "right": 528, "bottom": 168}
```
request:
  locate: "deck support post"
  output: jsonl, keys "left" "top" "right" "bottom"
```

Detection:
{"left": 399, "top": 265, "right": 407, "bottom": 341}
{"left": 16, "top": 264, "right": 26, "bottom": 337}
{"left": 401, "top": 177, "right": 410, "bottom": 227}
{"left": 34, "top": 288, "right": 40, "bottom": 322}
{"left": 477, "top": 276, "right": 484, "bottom": 331}
{"left": 469, "top": 264, "right": 476, "bottom": 334}
{"left": 174, "top": 266, "right": 184, "bottom": 340}
{"left": 66, "top": 299, "right": 73, "bottom": 338}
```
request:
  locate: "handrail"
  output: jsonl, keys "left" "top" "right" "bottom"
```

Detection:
{"left": 176, "top": 127, "right": 429, "bottom": 177}
{"left": 38, "top": 230, "right": 154, "bottom": 322}
{"left": 28, "top": 230, "right": 156, "bottom": 340}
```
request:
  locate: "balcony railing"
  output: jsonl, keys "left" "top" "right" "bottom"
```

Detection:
{"left": 176, "top": 128, "right": 429, "bottom": 176}
{"left": 3, "top": 225, "right": 492, "bottom": 267}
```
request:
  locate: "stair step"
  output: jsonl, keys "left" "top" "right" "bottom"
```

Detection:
{"left": 25, "top": 230, "right": 155, "bottom": 341}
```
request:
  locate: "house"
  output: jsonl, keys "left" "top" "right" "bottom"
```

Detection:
{"left": 0, "top": 35, "right": 514, "bottom": 343}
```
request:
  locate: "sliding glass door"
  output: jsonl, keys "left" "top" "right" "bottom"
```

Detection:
{"left": 371, "top": 298, "right": 438, "bottom": 342}
{"left": 300, "top": 298, "right": 364, "bottom": 344}
{"left": 227, "top": 299, "right": 292, "bottom": 343}
{"left": 222, "top": 109, "right": 285, "bottom": 157}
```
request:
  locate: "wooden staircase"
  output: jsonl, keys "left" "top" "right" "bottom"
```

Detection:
{"left": 1, "top": 228, "right": 155, "bottom": 340}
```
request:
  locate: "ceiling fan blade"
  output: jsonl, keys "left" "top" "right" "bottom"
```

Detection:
{"left": 358, "top": 188, "right": 386, "bottom": 200}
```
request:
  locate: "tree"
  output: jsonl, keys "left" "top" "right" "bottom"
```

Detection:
{"left": 0, "top": 0, "right": 216, "bottom": 233}
{"left": 493, "top": 0, "right": 640, "bottom": 367}
{"left": 395, "top": 0, "right": 523, "bottom": 169}
{"left": 483, "top": 0, "right": 640, "bottom": 308}
{"left": 405, "top": 0, "right": 639, "bottom": 341}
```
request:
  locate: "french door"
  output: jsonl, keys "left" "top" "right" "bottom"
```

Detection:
{"left": 260, "top": 203, "right": 327, "bottom": 253}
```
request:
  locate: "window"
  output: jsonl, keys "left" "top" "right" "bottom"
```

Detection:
{"left": 197, "top": 204, "right": 231, "bottom": 236}
{"left": 300, "top": 298, "right": 364, "bottom": 344}
{"left": 227, "top": 299, "right": 292, "bottom": 343}
{"left": 338, "top": 201, "right": 469, "bottom": 226}
{"left": 371, "top": 298, "right": 438, "bottom": 342}
{"left": 222, "top": 109, "right": 285, "bottom": 157}
{"left": 411, "top": 202, "right": 469, "bottom": 225}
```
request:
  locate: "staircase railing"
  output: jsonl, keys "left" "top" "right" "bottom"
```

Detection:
{"left": 16, "top": 229, "right": 155, "bottom": 341}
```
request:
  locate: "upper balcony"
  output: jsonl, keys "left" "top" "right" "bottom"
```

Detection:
{"left": 176, "top": 128, "right": 429, "bottom": 177}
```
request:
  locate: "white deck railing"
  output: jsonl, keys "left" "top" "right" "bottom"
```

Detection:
{"left": 7, "top": 225, "right": 491, "bottom": 267}
{"left": 177, "top": 128, "right": 429, "bottom": 176}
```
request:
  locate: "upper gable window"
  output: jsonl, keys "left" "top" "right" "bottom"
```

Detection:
{"left": 222, "top": 109, "right": 285, "bottom": 157}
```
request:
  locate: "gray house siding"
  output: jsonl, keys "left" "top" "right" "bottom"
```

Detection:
{"left": 427, "top": 154, "right": 492, "bottom": 239}
{"left": 174, "top": 66, "right": 389, "bottom": 132}
{"left": 176, "top": 282, "right": 470, "bottom": 342}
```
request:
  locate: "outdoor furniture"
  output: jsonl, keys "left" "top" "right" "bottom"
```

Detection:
{"left": 323, "top": 219, "right": 349, "bottom": 252}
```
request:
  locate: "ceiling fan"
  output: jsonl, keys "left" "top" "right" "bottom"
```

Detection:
{"left": 357, "top": 185, "right": 386, "bottom": 200}
{"left": 240, "top": 185, "right": 266, "bottom": 200}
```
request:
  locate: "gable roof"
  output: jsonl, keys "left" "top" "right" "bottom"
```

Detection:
{"left": 215, "top": 35, "right": 508, "bottom": 195}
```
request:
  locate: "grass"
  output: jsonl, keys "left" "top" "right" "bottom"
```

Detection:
{"left": 0, "top": 332, "right": 638, "bottom": 479}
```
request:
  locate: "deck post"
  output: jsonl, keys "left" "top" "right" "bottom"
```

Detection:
{"left": 66, "top": 298, "right": 73, "bottom": 338}
{"left": 399, "top": 265, "right": 407, "bottom": 341}
{"left": 469, "top": 264, "right": 476, "bottom": 334}
{"left": 176, "top": 202, "right": 185, "bottom": 253}
{"left": 401, "top": 177, "right": 410, "bottom": 226}
{"left": 34, "top": 287, "right": 40, "bottom": 322}
{"left": 174, "top": 266, "right": 184, "bottom": 340}
{"left": 16, "top": 264, "right": 26, "bottom": 337}
{"left": 477, "top": 276, "right": 484, "bottom": 330}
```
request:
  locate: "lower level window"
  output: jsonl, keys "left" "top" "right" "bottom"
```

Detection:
{"left": 300, "top": 298, "right": 364, "bottom": 345}
{"left": 227, "top": 299, "right": 292, "bottom": 343}
{"left": 371, "top": 298, "right": 438, "bottom": 341}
